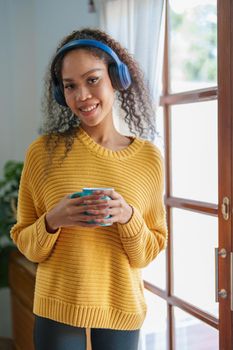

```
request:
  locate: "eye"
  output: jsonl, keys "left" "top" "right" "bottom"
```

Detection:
{"left": 64, "top": 83, "right": 75, "bottom": 90}
{"left": 87, "top": 77, "right": 99, "bottom": 85}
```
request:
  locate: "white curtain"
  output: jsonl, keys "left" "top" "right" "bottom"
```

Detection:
{"left": 99, "top": 0, "right": 165, "bottom": 106}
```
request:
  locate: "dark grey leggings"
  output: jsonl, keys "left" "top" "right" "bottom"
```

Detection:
{"left": 34, "top": 315, "right": 140, "bottom": 350}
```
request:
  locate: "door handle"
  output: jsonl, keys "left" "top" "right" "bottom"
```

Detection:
{"left": 215, "top": 248, "right": 227, "bottom": 302}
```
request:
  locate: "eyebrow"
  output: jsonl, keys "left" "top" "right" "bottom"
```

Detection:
{"left": 62, "top": 68, "right": 104, "bottom": 82}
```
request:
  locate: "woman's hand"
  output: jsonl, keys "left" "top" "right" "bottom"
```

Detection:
{"left": 84, "top": 189, "right": 133, "bottom": 225}
{"left": 45, "top": 192, "right": 110, "bottom": 232}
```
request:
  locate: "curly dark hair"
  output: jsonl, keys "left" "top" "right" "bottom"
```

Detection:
{"left": 40, "top": 27, "right": 157, "bottom": 160}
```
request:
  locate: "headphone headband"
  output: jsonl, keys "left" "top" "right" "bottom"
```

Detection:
{"left": 55, "top": 39, "right": 122, "bottom": 66}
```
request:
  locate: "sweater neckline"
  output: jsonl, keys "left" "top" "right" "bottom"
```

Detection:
{"left": 77, "top": 127, "right": 144, "bottom": 160}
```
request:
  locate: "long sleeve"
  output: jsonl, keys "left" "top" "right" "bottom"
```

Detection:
{"left": 10, "top": 146, "right": 61, "bottom": 263}
{"left": 117, "top": 152, "right": 167, "bottom": 268}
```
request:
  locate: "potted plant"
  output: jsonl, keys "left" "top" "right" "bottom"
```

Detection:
{"left": 0, "top": 160, "right": 23, "bottom": 287}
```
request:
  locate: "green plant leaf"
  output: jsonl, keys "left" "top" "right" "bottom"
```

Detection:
{"left": 0, "top": 160, "right": 23, "bottom": 287}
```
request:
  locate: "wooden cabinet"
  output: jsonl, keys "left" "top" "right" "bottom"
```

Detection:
{"left": 9, "top": 251, "right": 36, "bottom": 350}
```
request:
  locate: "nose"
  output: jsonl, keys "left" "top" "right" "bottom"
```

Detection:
{"left": 75, "top": 86, "right": 92, "bottom": 101}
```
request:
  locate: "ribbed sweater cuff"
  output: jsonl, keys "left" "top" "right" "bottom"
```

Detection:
{"left": 117, "top": 206, "right": 144, "bottom": 238}
{"left": 36, "top": 213, "right": 61, "bottom": 248}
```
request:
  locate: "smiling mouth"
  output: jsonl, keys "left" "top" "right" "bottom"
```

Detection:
{"left": 79, "top": 104, "right": 99, "bottom": 112}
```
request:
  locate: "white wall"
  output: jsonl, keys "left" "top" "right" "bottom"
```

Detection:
{"left": 0, "top": 0, "right": 37, "bottom": 177}
{"left": 0, "top": 0, "right": 100, "bottom": 176}
{"left": 0, "top": 0, "right": 100, "bottom": 337}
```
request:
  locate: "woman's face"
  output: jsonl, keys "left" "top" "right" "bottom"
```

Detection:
{"left": 61, "top": 49, "right": 115, "bottom": 128}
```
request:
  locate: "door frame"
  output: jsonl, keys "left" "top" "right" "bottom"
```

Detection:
{"left": 218, "top": 0, "right": 233, "bottom": 349}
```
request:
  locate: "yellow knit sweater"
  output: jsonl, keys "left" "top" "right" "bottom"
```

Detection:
{"left": 10, "top": 127, "right": 167, "bottom": 330}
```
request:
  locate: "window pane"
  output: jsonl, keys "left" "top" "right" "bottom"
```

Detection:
{"left": 142, "top": 250, "right": 166, "bottom": 290}
{"left": 139, "top": 290, "right": 167, "bottom": 350}
{"left": 171, "top": 101, "right": 218, "bottom": 203}
{"left": 169, "top": 0, "right": 217, "bottom": 92}
{"left": 174, "top": 307, "right": 218, "bottom": 350}
{"left": 172, "top": 208, "right": 218, "bottom": 317}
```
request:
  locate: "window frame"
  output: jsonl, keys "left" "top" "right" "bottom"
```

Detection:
{"left": 143, "top": 1, "right": 233, "bottom": 349}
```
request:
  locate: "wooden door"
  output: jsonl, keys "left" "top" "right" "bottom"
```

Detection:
{"left": 140, "top": 1, "right": 233, "bottom": 349}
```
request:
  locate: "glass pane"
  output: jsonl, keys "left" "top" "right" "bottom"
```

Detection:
{"left": 142, "top": 250, "right": 166, "bottom": 290}
{"left": 171, "top": 101, "right": 218, "bottom": 203}
{"left": 139, "top": 290, "right": 167, "bottom": 350}
{"left": 174, "top": 307, "right": 218, "bottom": 350}
{"left": 172, "top": 208, "right": 218, "bottom": 317}
{"left": 169, "top": 0, "right": 217, "bottom": 92}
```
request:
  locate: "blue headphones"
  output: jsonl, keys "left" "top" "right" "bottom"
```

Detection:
{"left": 51, "top": 39, "right": 132, "bottom": 106}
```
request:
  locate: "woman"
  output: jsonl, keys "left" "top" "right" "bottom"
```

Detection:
{"left": 11, "top": 28, "right": 167, "bottom": 350}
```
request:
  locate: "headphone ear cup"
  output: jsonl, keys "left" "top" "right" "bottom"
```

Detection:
{"left": 108, "top": 64, "right": 121, "bottom": 90}
{"left": 53, "top": 83, "right": 68, "bottom": 107}
{"left": 120, "top": 64, "right": 132, "bottom": 90}
{"left": 108, "top": 63, "right": 131, "bottom": 91}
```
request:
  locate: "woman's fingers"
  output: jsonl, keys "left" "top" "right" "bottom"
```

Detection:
{"left": 86, "top": 207, "right": 118, "bottom": 217}
{"left": 96, "top": 189, "right": 120, "bottom": 200}
{"left": 69, "top": 194, "right": 106, "bottom": 203}
{"left": 70, "top": 203, "right": 109, "bottom": 215}
{"left": 83, "top": 198, "right": 109, "bottom": 205}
